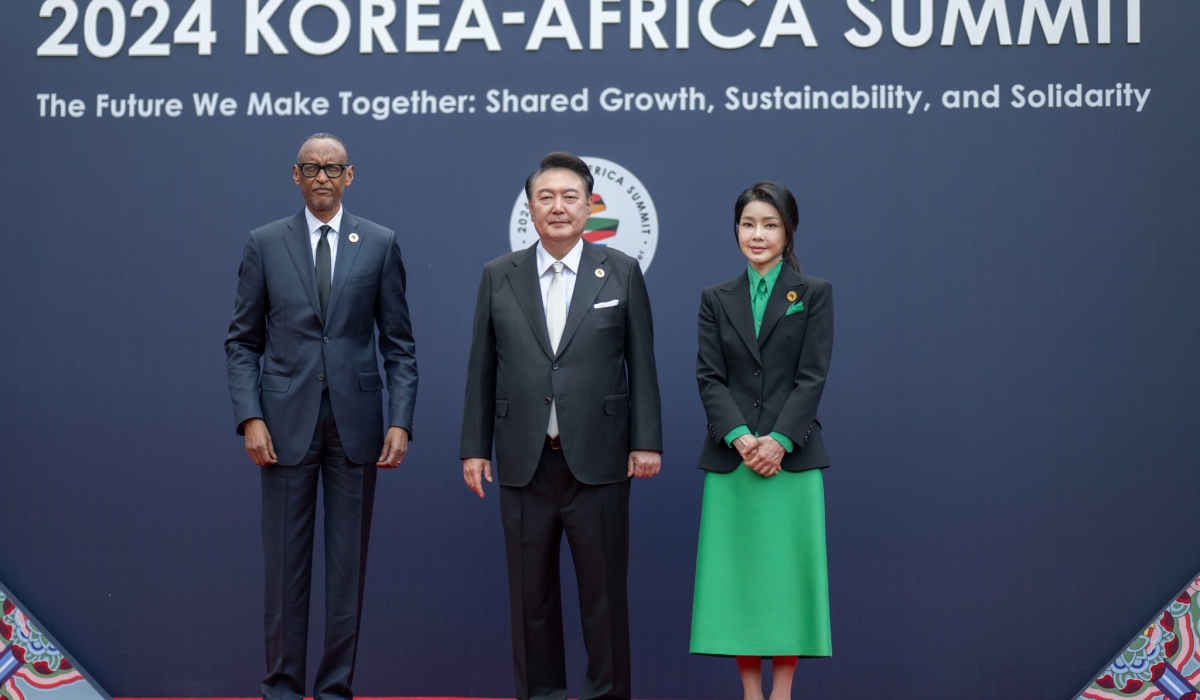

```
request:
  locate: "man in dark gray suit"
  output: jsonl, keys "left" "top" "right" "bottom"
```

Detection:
{"left": 226, "top": 133, "right": 417, "bottom": 700}
{"left": 460, "top": 152, "right": 662, "bottom": 700}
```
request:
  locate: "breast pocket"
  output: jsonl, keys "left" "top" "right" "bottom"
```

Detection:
{"left": 590, "top": 306, "right": 623, "bottom": 329}
{"left": 350, "top": 273, "right": 377, "bottom": 287}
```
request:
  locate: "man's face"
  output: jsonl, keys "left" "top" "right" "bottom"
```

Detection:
{"left": 293, "top": 138, "right": 353, "bottom": 214}
{"left": 528, "top": 168, "right": 593, "bottom": 250}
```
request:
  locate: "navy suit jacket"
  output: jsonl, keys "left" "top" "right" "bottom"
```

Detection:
{"left": 226, "top": 209, "right": 418, "bottom": 466}
{"left": 460, "top": 242, "right": 662, "bottom": 487}
{"left": 696, "top": 265, "right": 833, "bottom": 473}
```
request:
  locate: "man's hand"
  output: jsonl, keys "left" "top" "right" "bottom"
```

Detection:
{"left": 243, "top": 418, "right": 277, "bottom": 466}
{"left": 732, "top": 434, "right": 760, "bottom": 464}
{"left": 376, "top": 427, "right": 409, "bottom": 468}
{"left": 745, "top": 435, "right": 786, "bottom": 477}
{"left": 627, "top": 450, "right": 662, "bottom": 479}
{"left": 463, "top": 458, "right": 492, "bottom": 498}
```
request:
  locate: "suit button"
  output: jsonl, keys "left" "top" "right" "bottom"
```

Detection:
{"left": 753, "top": 400, "right": 760, "bottom": 407}
{"left": 552, "top": 363, "right": 559, "bottom": 370}
{"left": 318, "top": 373, "right": 325, "bottom": 381}
{"left": 753, "top": 370, "right": 760, "bottom": 376}
{"left": 544, "top": 397, "right": 552, "bottom": 404}
{"left": 323, "top": 337, "right": 329, "bottom": 343}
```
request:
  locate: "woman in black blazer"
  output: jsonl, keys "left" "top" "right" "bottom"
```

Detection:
{"left": 689, "top": 182, "right": 833, "bottom": 700}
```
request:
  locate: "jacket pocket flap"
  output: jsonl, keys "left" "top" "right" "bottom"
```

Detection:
{"left": 604, "top": 394, "right": 630, "bottom": 415}
{"left": 359, "top": 372, "right": 384, "bottom": 390}
{"left": 260, "top": 373, "right": 291, "bottom": 393}
{"left": 495, "top": 399, "right": 509, "bottom": 417}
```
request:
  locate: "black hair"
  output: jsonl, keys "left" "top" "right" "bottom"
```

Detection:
{"left": 734, "top": 181, "right": 802, "bottom": 273}
{"left": 525, "top": 151, "right": 594, "bottom": 200}
{"left": 298, "top": 133, "right": 349, "bottom": 162}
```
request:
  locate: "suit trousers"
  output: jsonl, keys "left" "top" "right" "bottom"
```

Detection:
{"left": 260, "top": 390, "right": 378, "bottom": 700}
{"left": 499, "top": 440, "right": 632, "bottom": 700}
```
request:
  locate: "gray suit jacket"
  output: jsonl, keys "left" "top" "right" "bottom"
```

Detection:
{"left": 696, "top": 265, "right": 833, "bottom": 473}
{"left": 460, "top": 241, "right": 662, "bottom": 487}
{"left": 225, "top": 209, "right": 418, "bottom": 466}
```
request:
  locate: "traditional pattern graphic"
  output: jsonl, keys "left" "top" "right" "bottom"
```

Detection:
{"left": 0, "top": 583, "right": 108, "bottom": 700}
{"left": 1077, "top": 572, "right": 1200, "bottom": 700}
{"left": 583, "top": 194, "right": 619, "bottom": 244}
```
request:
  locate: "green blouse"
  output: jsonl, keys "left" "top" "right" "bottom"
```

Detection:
{"left": 721, "top": 261, "right": 796, "bottom": 453}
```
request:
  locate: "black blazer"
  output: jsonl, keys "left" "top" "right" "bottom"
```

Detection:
{"left": 460, "top": 241, "right": 663, "bottom": 487}
{"left": 225, "top": 210, "right": 418, "bottom": 466}
{"left": 695, "top": 264, "right": 833, "bottom": 473}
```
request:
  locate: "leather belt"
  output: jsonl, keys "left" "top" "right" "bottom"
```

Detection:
{"left": 546, "top": 435, "right": 562, "bottom": 450}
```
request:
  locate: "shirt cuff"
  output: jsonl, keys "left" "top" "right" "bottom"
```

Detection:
{"left": 768, "top": 431, "right": 795, "bottom": 453}
{"left": 723, "top": 425, "right": 751, "bottom": 447}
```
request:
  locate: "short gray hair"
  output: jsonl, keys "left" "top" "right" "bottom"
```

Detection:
{"left": 297, "top": 133, "right": 349, "bottom": 162}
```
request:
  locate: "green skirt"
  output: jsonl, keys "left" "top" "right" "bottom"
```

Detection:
{"left": 690, "top": 466, "right": 832, "bottom": 657}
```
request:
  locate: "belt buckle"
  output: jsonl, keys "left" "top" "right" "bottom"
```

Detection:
{"left": 548, "top": 435, "right": 562, "bottom": 450}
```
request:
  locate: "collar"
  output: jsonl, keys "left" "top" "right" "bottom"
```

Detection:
{"left": 305, "top": 205, "right": 344, "bottom": 236}
{"left": 747, "top": 260, "right": 784, "bottom": 290}
{"left": 536, "top": 238, "right": 584, "bottom": 276}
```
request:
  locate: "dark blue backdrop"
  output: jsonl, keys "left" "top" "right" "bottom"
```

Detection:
{"left": 3, "top": 1, "right": 1198, "bottom": 698}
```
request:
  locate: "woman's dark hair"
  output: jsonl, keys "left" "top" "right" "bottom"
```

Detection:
{"left": 734, "top": 181, "right": 801, "bottom": 273}
{"left": 525, "top": 151, "right": 594, "bottom": 200}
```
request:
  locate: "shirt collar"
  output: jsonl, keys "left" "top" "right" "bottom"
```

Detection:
{"left": 305, "top": 205, "right": 344, "bottom": 236}
{"left": 536, "top": 238, "right": 584, "bottom": 276}
{"left": 747, "top": 260, "right": 784, "bottom": 289}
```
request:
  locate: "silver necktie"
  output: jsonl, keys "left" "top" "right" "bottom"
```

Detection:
{"left": 547, "top": 261, "right": 565, "bottom": 436}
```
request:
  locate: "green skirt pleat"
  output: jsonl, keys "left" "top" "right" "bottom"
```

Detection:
{"left": 689, "top": 466, "right": 832, "bottom": 657}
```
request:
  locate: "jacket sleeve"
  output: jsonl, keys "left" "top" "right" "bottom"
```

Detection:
{"left": 225, "top": 230, "right": 267, "bottom": 435}
{"left": 624, "top": 261, "right": 663, "bottom": 453}
{"left": 696, "top": 287, "right": 748, "bottom": 444}
{"left": 459, "top": 264, "right": 498, "bottom": 459}
{"left": 375, "top": 230, "right": 419, "bottom": 436}
{"left": 768, "top": 280, "right": 833, "bottom": 448}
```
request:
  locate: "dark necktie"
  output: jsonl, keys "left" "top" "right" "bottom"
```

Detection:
{"left": 316, "top": 225, "right": 332, "bottom": 321}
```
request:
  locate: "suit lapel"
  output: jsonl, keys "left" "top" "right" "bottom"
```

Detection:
{"left": 507, "top": 244, "right": 555, "bottom": 359}
{"left": 716, "top": 273, "right": 762, "bottom": 366}
{"left": 758, "top": 265, "right": 807, "bottom": 347}
{"left": 556, "top": 243, "right": 609, "bottom": 357}
{"left": 282, "top": 211, "right": 323, "bottom": 322}
{"left": 324, "top": 211, "right": 363, "bottom": 326}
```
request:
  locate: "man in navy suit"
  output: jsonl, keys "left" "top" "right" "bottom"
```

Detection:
{"left": 226, "top": 133, "right": 417, "bottom": 700}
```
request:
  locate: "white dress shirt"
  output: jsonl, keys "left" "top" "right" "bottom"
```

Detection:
{"left": 536, "top": 238, "right": 583, "bottom": 314}
{"left": 305, "top": 205, "right": 344, "bottom": 272}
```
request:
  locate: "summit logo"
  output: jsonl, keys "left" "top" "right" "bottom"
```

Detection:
{"left": 509, "top": 157, "right": 659, "bottom": 273}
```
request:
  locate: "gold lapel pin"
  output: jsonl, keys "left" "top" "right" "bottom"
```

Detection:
{"left": 787, "top": 291, "right": 798, "bottom": 302}
{"left": 348, "top": 233, "right": 360, "bottom": 243}
{"left": 595, "top": 268, "right": 605, "bottom": 278}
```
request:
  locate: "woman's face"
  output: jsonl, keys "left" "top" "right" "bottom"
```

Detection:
{"left": 738, "top": 200, "right": 786, "bottom": 271}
